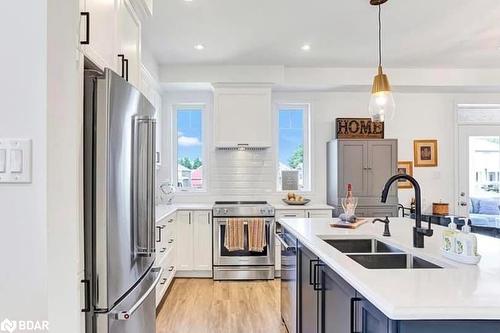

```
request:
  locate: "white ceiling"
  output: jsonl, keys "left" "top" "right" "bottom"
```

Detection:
{"left": 143, "top": 0, "right": 500, "bottom": 68}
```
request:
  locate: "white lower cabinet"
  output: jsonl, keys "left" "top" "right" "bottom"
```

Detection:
{"left": 155, "top": 212, "right": 176, "bottom": 307}
{"left": 276, "top": 209, "right": 333, "bottom": 220}
{"left": 276, "top": 210, "right": 306, "bottom": 220}
{"left": 176, "top": 210, "right": 213, "bottom": 275}
{"left": 176, "top": 211, "right": 194, "bottom": 271}
{"left": 155, "top": 247, "right": 175, "bottom": 307}
{"left": 193, "top": 211, "right": 213, "bottom": 271}
{"left": 306, "top": 210, "right": 333, "bottom": 218}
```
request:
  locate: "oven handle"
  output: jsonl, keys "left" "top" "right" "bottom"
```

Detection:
{"left": 215, "top": 219, "right": 274, "bottom": 226}
{"left": 276, "top": 233, "right": 294, "bottom": 251}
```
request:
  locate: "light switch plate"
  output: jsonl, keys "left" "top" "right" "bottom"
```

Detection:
{"left": 0, "top": 139, "right": 32, "bottom": 183}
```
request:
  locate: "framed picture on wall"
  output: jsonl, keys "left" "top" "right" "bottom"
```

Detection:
{"left": 397, "top": 161, "right": 413, "bottom": 189}
{"left": 414, "top": 140, "right": 438, "bottom": 167}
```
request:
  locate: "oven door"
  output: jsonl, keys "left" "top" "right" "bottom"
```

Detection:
{"left": 213, "top": 218, "right": 275, "bottom": 266}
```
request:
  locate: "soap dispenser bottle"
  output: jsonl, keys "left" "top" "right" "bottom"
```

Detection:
{"left": 442, "top": 216, "right": 458, "bottom": 253}
{"left": 455, "top": 220, "right": 477, "bottom": 257}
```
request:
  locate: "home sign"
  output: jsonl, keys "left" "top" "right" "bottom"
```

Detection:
{"left": 335, "top": 118, "right": 384, "bottom": 139}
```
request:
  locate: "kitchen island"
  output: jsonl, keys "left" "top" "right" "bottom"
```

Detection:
{"left": 279, "top": 217, "right": 500, "bottom": 333}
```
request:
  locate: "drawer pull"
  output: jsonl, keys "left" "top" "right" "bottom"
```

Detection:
{"left": 159, "top": 247, "right": 167, "bottom": 253}
{"left": 168, "top": 239, "right": 174, "bottom": 244}
{"left": 168, "top": 266, "right": 174, "bottom": 272}
{"left": 159, "top": 277, "right": 168, "bottom": 285}
{"left": 168, "top": 219, "right": 174, "bottom": 223}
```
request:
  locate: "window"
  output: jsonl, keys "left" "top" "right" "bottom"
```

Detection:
{"left": 277, "top": 104, "right": 310, "bottom": 191}
{"left": 175, "top": 105, "right": 205, "bottom": 191}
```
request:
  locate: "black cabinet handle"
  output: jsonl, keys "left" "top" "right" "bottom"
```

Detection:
{"left": 313, "top": 262, "right": 324, "bottom": 291}
{"left": 80, "top": 12, "right": 90, "bottom": 45}
{"left": 124, "top": 58, "right": 129, "bottom": 81}
{"left": 350, "top": 297, "right": 362, "bottom": 333}
{"left": 156, "top": 225, "right": 165, "bottom": 243}
{"left": 309, "top": 259, "right": 319, "bottom": 286}
{"left": 118, "top": 54, "right": 125, "bottom": 78}
{"left": 81, "top": 279, "right": 90, "bottom": 312}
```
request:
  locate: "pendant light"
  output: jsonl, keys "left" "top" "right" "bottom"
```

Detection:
{"left": 368, "top": 0, "right": 395, "bottom": 122}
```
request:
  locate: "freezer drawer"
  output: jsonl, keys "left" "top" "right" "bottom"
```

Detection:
{"left": 95, "top": 267, "right": 162, "bottom": 333}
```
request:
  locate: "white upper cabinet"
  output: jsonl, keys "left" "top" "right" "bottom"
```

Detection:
{"left": 213, "top": 84, "right": 272, "bottom": 148}
{"left": 79, "top": 0, "right": 142, "bottom": 88}
{"left": 80, "top": 0, "right": 118, "bottom": 70}
{"left": 117, "top": 0, "right": 141, "bottom": 87}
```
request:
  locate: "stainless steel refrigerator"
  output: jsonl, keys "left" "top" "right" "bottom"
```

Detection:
{"left": 83, "top": 68, "right": 161, "bottom": 333}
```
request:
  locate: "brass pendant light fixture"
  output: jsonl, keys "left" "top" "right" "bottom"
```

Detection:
{"left": 368, "top": 0, "right": 395, "bottom": 122}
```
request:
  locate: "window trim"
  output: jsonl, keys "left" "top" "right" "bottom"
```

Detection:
{"left": 171, "top": 103, "right": 208, "bottom": 192}
{"left": 275, "top": 103, "right": 312, "bottom": 192}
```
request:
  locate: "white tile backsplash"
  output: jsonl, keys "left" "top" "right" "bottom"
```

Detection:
{"left": 210, "top": 149, "right": 276, "bottom": 195}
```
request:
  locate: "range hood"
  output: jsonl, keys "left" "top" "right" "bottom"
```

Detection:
{"left": 213, "top": 83, "right": 272, "bottom": 149}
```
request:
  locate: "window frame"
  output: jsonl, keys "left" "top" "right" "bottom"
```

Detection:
{"left": 171, "top": 103, "right": 208, "bottom": 192}
{"left": 275, "top": 103, "right": 312, "bottom": 192}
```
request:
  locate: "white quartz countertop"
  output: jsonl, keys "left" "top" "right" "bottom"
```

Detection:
{"left": 155, "top": 203, "right": 213, "bottom": 222}
{"left": 279, "top": 217, "right": 500, "bottom": 320}
{"left": 272, "top": 203, "right": 334, "bottom": 210}
{"left": 156, "top": 202, "right": 333, "bottom": 222}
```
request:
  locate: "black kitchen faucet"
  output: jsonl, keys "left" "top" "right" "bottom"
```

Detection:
{"left": 381, "top": 174, "right": 433, "bottom": 248}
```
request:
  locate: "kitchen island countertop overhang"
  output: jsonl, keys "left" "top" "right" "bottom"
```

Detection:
{"left": 278, "top": 216, "right": 500, "bottom": 321}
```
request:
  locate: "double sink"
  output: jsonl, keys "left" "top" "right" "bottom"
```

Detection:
{"left": 323, "top": 238, "right": 443, "bottom": 269}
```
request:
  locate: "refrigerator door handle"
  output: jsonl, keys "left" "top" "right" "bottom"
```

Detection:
{"left": 114, "top": 267, "right": 163, "bottom": 320}
{"left": 148, "top": 120, "right": 157, "bottom": 255}
{"left": 133, "top": 116, "right": 156, "bottom": 257}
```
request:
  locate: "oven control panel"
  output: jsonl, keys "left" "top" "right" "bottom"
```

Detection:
{"left": 212, "top": 205, "right": 275, "bottom": 217}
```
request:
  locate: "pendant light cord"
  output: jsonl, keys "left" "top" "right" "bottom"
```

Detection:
{"left": 378, "top": 4, "right": 382, "bottom": 68}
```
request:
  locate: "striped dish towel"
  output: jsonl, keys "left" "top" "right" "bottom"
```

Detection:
{"left": 248, "top": 218, "right": 267, "bottom": 252}
{"left": 224, "top": 218, "right": 244, "bottom": 251}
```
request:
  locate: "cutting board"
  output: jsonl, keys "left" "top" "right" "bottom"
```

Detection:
{"left": 331, "top": 218, "right": 368, "bottom": 229}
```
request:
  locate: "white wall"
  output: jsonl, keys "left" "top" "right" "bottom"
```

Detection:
{"left": 142, "top": 47, "right": 160, "bottom": 80}
{"left": 159, "top": 89, "right": 500, "bottom": 213}
{"left": 47, "top": 0, "right": 83, "bottom": 332}
{"left": 0, "top": 0, "right": 48, "bottom": 323}
{"left": 276, "top": 91, "right": 500, "bottom": 213}
{"left": 0, "top": 2, "right": 82, "bottom": 332}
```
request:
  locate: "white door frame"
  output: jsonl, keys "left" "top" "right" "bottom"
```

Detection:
{"left": 454, "top": 103, "right": 500, "bottom": 216}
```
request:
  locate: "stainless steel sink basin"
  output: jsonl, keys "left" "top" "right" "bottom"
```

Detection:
{"left": 324, "top": 239, "right": 403, "bottom": 254}
{"left": 347, "top": 253, "right": 443, "bottom": 269}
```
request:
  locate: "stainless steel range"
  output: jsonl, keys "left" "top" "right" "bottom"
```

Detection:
{"left": 212, "top": 201, "right": 275, "bottom": 280}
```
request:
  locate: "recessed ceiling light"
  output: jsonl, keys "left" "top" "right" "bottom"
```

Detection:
{"left": 194, "top": 44, "right": 205, "bottom": 50}
{"left": 184, "top": 0, "right": 193, "bottom": 2}
{"left": 301, "top": 44, "right": 311, "bottom": 51}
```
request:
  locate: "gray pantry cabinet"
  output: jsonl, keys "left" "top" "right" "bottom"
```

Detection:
{"left": 298, "top": 241, "right": 500, "bottom": 333}
{"left": 327, "top": 139, "right": 399, "bottom": 217}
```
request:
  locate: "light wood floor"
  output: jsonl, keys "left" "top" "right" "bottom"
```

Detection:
{"left": 156, "top": 278, "right": 287, "bottom": 333}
